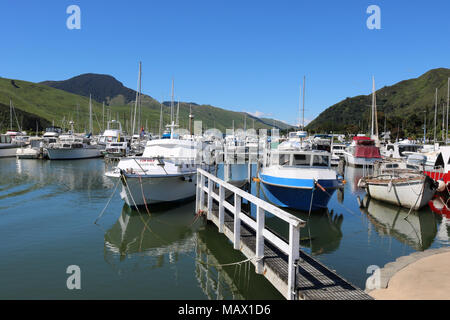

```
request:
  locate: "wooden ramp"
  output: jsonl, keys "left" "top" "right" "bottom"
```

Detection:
{"left": 197, "top": 169, "right": 372, "bottom": 300}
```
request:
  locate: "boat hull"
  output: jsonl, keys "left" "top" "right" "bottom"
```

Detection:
{"left": 365, "top": 177, "right": 436, "bottom": 210}
{"left": 16, "top": 148, "right": 41, "bottom": 159}
{"left": 344, "top": 153, "right": 380, "bottom": 167}
{"left": 119, "top": 173, "right": 197, "bottom": 206}
{"left": 259, "top": 174, "right": 339, "bottom": 211}
{"left": 46, "top": 148, "right": 102, "bottom": 160}
{"left": 0, "top": 146, "right": 20, "bottom": 158}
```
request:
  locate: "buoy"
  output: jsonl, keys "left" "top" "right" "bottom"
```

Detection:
{"left": 252, "top": 177, "right": 260, "bottom": 182}
{"left": 437, "top": 180, "right": 446, "bottom": 192}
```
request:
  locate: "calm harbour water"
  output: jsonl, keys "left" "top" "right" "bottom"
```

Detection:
{"left": 0, "top": 158, "right": 448, "bottom": 299}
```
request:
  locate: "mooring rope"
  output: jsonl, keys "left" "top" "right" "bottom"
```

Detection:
{"left": 404, "top": 176, "right": 426, "bottom": 220}
{"left": 120, "top": 171, "right": 255, "bottom": 269}
{"left": 94, "top": 177, "right": 121, "bottom": 224}
{"left": 138, "top": 175, "right": 151, "bottom": 216}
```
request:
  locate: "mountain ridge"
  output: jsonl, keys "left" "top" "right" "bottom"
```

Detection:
{"left": 306, "top": 68, "right": 450, "bottom": 139}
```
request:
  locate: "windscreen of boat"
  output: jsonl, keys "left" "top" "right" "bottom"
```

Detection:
{"left": 398, "top": 145, "right": 421, "bottom": 156}
{"left": 292, "top": 154, "right": 311, "bottom": 166}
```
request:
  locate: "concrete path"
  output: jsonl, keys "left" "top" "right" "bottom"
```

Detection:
{"left": 368, "top": 248, "right": 450, "bottom": 300}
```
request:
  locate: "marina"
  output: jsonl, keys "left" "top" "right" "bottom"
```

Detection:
{"left": 2, "top": 1, "right": 450, "bottom": 303}
{"left": 0, "top": 149, "right": 449, "bottom": 299}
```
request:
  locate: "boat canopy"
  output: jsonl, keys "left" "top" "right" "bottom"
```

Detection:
{"left": 354, "top": 145, "right": 381, "bottom": 158}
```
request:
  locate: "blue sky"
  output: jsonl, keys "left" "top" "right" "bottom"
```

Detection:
{"left": 0, "top": 0, "right": 449, "bottom": 125}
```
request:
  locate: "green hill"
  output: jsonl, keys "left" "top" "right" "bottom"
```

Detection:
{"left": 307, "top": 68, "right": 450, "bottom": 139}
{"left": 0, "top": 75, "right": 293, "bottom": 134}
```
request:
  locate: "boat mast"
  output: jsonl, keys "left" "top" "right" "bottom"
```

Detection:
{"left": 138, "top": 61, "right": 142, "bottom": 135}
{"left": 9, "top": 99, "right": 13, "bottom": 131}
{"left": 443, "top": 102, "right": 445, "bottom": 142}
{"left": 302, "top": 76, "right": 305, "bottom": 130}
{"left": 89, "top": 94, "right": 93, "bottom": 135}
{"left": 132, "top": 62, "right": 142, "bottom": 136}
{"left": 171, "top": 79, "right": 174, "bottom": 124}
{"left": 434, "top": 88, "right": 438, "bottom": 145}
{"left": 370, "top": 76, "right": 378, "bottom": 141}
{"left": 159, "top": 101, "right": 163, "bottom": 137}
{"left": 176, "top": 101, "right": 180, "bottom": 126}
{"left": 447, "top": 78, "right": 449, "bottom": 145}
{"left": 102, "top": 102, "right": 105, "bottom": 132}
{"left": 424, "top": 111, "right": 427, "bottom": 144}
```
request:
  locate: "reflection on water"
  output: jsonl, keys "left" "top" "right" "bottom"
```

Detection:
{"left": 104, "top": 202, "right": 198, "bottom": 273}
{"left": 1, "top": 158, "right": 448, "bottom": 298}
{"left": 103, "top": 202, "right": 283, "bottom": 299}
{"left": 0, "top": 158, "right": 113, "bottom": 199}
{"left": 195, "top": 226, "right": 283, "bottom": 300}
{"left": 360, "top": 195, "right": 438, "bottom": 251}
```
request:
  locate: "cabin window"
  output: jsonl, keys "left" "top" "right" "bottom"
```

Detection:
{"left": 292, "top": 154, "right": 311, "bottom": 166}
{"left": 386, "top": 164, "right": 399, "bottom": 168}
{"left": 312, "top": 155, "right": 329, "bottom": 167}
{"left": 276, "top": 154, "right": 291, "bottom": 165}
{"left": 387, "top": 145, "right": 394, "bottom": 151}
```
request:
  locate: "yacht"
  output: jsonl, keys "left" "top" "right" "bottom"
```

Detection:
{"left": 330, "top": 143, "right": 347, "bottom": 166}
{"left": 343, "top": 136, "right": 381, "bottom": 167}
{"left": 0, "top": 134, "right": 21, "bottom": 158}
{"left": 105, "top": 123, "right": 209, "bottom": 207}
{"left": 383, "top": 139, "right": 423, "bottom": 159}
{"left": 98, "top": 120, "right": 125, "bottom": 146}
{"left": 99, "top": 120, "right": 129, "bottom": 157}
{"left": 16, "top": 137, "right": 44, "bottom": 159}
{"left": 45, "top": 122, "right": 102, "bottom": 160}
{"left": 258, "top": 148, "right": 342, "bottom": 211}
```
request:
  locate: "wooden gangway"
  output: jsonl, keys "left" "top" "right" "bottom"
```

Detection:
{"left": 196, "top": 168, "right": 372, "bottom": 300}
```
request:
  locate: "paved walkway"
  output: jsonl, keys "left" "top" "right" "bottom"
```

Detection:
{"left": 368, "top": 248, "right": 450, "bottom": 300}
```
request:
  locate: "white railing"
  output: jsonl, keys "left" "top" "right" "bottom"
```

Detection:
{"left": 196, "top": 168, "right": 306, "bottom": 300}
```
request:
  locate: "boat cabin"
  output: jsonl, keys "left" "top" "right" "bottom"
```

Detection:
{"left": 267, "top": 150, "right": 331, "bottom": 168}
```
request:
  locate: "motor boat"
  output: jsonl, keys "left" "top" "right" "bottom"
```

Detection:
{"left": 343, "top": 136, "right": 381, "bottom": 167}
{"left": 258, "top": 148, "right": 342, "bottom": 211}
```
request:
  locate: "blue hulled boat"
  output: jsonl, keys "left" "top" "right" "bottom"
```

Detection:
{"left": 259, "top": 148, "right": 342, "bottom": 211}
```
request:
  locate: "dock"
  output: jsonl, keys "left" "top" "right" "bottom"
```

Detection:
{"left": 196, "top": 168, "right": 372, "bottom": 300}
